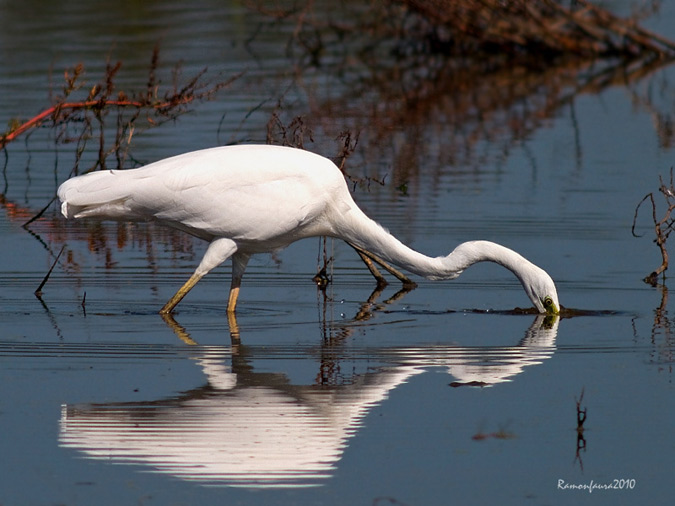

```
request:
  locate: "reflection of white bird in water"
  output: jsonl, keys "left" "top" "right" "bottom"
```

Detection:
{"left": 58, "top": 315, "right": 559, "bottom": 488}
{"left": 58, "top": 145, "right": 559, "bottom": 315}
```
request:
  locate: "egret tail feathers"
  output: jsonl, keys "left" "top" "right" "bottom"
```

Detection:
{"left": 60, "top": 198, "right": 133, "bottom": 219}
{"left": 58, "top": 171, "right": 140, "bottom": 220}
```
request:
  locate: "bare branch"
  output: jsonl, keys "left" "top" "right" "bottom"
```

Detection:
{"left": 634, "top": 168, "right": 675, "bottom": 284}
{"left": 0, "top": 49, "right": 240, "bottom": 165}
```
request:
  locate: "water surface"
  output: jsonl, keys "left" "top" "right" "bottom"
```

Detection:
{"left": 1, "top": 1, "right": 674, "bottom": 505}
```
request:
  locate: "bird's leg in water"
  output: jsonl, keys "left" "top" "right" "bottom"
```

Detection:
{"left": 227, "top": 311, "right": 241, "bottom": 341}
{"left": 160, "top": 238, "right": 239, "bottom": 314}
{"left": 227, "top": 252, "right": 250, "bottom": 313}
{"left": 160, "top": 272, "right": 204, "bottom": 314}
{"left": 227, "top": 285, "right": 240, "bottom": 313}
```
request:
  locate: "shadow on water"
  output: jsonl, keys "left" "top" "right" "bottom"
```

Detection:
{"left": 59, "top": 306, "right": 560, "bottom": 489}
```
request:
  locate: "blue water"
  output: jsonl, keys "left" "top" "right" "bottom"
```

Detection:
{"left": 1, "top": 1, "right": 674, "bottom": 505}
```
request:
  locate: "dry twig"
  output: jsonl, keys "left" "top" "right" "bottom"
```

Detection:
{"left": 1, "top": 47, "right": 239, "bottom": 171}
{"left": 633, "top": 168, "right": 675, "bottom": 285}
{"left": 34, "top": 245, "right": 65, "bottom": 297}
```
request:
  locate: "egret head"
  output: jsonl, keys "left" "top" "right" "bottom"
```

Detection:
{"left": 521, "top": 264, "right": 560, "bottom": 315}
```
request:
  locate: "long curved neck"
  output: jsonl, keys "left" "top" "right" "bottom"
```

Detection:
{"left": 332, "top": 206, "right": 534, "bottom": 282}
{"left": 332, "top": 206, "right": 446, "bottom": 277}
{"left": 437, "top": 240, "right": 535, "bottom": 283}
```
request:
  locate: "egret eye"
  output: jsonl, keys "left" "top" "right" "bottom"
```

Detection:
{"left": 542, "top": 296, "right": 559, "bottom": 315}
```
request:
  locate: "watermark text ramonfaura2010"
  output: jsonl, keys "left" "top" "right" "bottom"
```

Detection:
{"left": 557, "top": 479, "right": 636, "bottom": 493}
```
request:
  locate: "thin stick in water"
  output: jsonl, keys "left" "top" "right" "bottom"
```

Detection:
{"left": 35, "top": 245, "right": 65, "bottom": 296}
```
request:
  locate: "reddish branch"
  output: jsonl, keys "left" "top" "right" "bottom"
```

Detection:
{"left": 1, "top": 49, "right": 238, "bottom": 157}
{"left": 1, "top": 98, "right": 186, "bottom": 149}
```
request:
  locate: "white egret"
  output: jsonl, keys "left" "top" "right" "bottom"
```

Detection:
{"left": 58, "top": 145, "right": 560, "bottom": 315}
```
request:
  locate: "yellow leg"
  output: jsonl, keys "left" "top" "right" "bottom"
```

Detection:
{"left": 227, "top": 285, "right": 240, "bottom": 313}
{"left": 227, "top": 252, "right": 250, "bottom": 314}
{"left": 159, "top": 237, "right": 239, "bottom": 314}
{"left": 227, "top": 310, "right": 241, "bottom": 341}
{"left": 159, "top": 272, "right": 204, "bottom": 314}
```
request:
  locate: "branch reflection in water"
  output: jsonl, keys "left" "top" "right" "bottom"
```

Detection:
{"left": 59, "top": 310, "right": 559, "bottom": 489}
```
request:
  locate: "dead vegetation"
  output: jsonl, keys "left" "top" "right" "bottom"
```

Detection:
{"left": 256, "top": 0, "right": 675, "bottom": 64}
{"left": 398, "top": 0, "right": 675, "bottom": 60}
{"left": 633, "top": 168, "right": 675, "bottom": 285}
{"left": 0, "top": 46, "right": 239, "bottom": 172}
{"left": 250, "top": 0, "right": 675, "bottom": 184}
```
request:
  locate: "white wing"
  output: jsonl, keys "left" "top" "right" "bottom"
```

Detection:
{"left": 58, "top": 145, "right": 347, "bottom": 245}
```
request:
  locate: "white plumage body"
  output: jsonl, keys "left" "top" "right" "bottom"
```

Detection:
{"left": 59, "top": 145, "right": 347, "bottom": 250}
{"left": 58, "top": 144, "right": 560, "bottom": 315}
